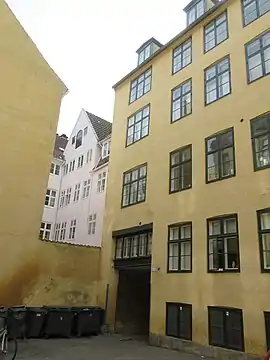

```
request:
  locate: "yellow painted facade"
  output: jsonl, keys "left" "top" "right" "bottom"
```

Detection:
{"left": 100, "top": 0, "right": 270, "bottom": 356}
{"left": 0, "top": 1, "right": 100, "bottom": 307}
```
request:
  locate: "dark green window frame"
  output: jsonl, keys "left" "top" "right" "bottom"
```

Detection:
{"left": 121, "top": 164, "right": 147, "bottom": 208}
{"left": 250, "top": 112, "right": 270, "bottom": 171}
{"left": 171, "top": 79, "right": 192, "bottom": 123}
{"left": 207, "top": 214, "right": 240, "bottom": 273}
{"left": 242, "top": 0, "right": 270, "bottom": 26}
{"left": 208, "top": 307, "right": 244, "bottom": 352}
{"left": 206, "top": 128, "right": 235, "bottom": 183}
{"left": 170, "top": 145, "right": 192, "bottom": 193}
{"left": 172, "top": 38, "right": 192, "bottom": 74}
{"left": 257, "top": 208, "right": 270, "bottom": 272}
{"left": 204, "top": 11, "right": 228, "bottom": 52}
{"left": 129, "top": 68, "right": 152, "bottom": 103}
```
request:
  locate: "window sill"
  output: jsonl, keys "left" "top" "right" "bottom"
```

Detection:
{"left": 167, "top": 270, "right": 192, "bottom": 274}
{"left": 254, "top": 164, "right": 270, "bottom": 172}
{"left": 121, "top": 199, "right": 146, "bottom": 209}
{"left": 169, "top": 185, "right": 192, "bottom": 194}
{"left": 206, "top": 173, "right": 235, "bottom": 184}
{"left": 208, "top": 268, "right": 240, "bottom": 273}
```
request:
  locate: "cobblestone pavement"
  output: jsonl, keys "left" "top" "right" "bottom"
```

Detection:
{"left": 15, "top": 335, "right": 202, "bottom": 360}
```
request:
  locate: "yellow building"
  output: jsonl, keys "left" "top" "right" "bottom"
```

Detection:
{"left": 100, "top": 0, "right": 270, "bottom": 357}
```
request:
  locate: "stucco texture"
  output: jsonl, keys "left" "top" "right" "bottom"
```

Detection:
{"left": 0, "top": 1, "right": 100, "bottom": 308}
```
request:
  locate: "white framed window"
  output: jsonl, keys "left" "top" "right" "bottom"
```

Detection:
{"left": 69, "top": 160, "right": 75, "bottom": 172}
{"left": 77, "top": 155, "right": 84, "bottom": 168}
{"left": 39, "top": 222, "right": 52, "bottom": 240}
{"left": 102, "top": 141, "right": 111, "bottom": 158}
{"left": 64, "top": 164, "right": 68, "bottom": 175}
{"left": 74, "top": 183, "right": 81, "bottom": 202}
{"left": 88, "top": 214, "right": 97, "bottom": 235}
{"left": 65, "top": 187, "right": 72, "bottom": 206}
{"left": 84, "top": 127, "right": 88, "bottom": 136}
{"left": 60, "top": 190, "right": 65, "bottom": 207}
{"left": 86, "top": 149, "right": 93, "bottom": 163}
{"left": 60, "top": 222, "right": 67, "bottom": 240}
{"left": 82, "top": 179, "right": 91, "bottom": 198}
{"left": 69, "top": 219, "right": 76, "bottom": 239}
{"left": 54, "top": 223, "right": 61, "bottom": 240}
{"left": 97, "top": 172, "right": 106, "bottom": 193}
{"left": 45, "top": 189, "right": 57, "bottom": 207}
{"left": 75, "top": 130, "right": 83, "bottom": 149}
{"left": 50, "top": 163, "right": 60, "bottom": 175}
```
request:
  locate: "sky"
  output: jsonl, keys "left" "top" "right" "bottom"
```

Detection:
{"left": 5, "top": 0, "right": 190, "bottom": 136}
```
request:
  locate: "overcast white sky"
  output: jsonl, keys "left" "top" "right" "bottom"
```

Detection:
{"left": 5, "top": 0, "right": 189, "bottom": 136}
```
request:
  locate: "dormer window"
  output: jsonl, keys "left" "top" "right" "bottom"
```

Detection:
{"left": 137, "top": 38, "right": 163, "bottom": 66}
{"left": 102, "top": 140, "right": 110, "bottom": 158}
{"left": 184, "top": 0, "right": 216, "bottom": 26}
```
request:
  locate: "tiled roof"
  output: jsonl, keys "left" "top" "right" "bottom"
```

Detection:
{"left": 95, "top": 156, "right": 109, "bottom": 169}
{"left": 86, "top": 111, "right": 112, "bottom": 141}
{"left": 54, "top": 134, "right": 68, "bottom": 159}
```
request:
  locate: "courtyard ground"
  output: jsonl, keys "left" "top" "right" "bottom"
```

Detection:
{"left": 16, "top": 335, "right": 203, "bottom": 360}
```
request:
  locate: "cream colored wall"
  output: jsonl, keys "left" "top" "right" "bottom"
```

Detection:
{"left": 100, "top": 0, "right": 270, "bottom": 355}
{"left": 0, "top": 1, "right": 100, "bottom": 307}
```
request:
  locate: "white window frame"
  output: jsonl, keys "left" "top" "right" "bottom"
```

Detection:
{"left": 60, "top": 190, "right": 65, "bottom": 207}
{"left": 45, "top": 189, "right": 57, "bottom": 207}
{"left": 86, "top": 149, "right": 93, "bottom": 163}
{"left": 97, "top": 172, "right": 107, "bottom": 193}
{"left": 77, "top": 155, "right": 84, "bottom": 168}
{"left": 39, "top": 222, "right": 52, "bottom": 240}
{"left": 54, "top": 223, "right": 61, "bottom": 240}
{"left": 74, "top": 183, "right": 81, "bottom": 202}
{"left": 69, "top": 219, "right": 76, "bottom": 239}
{"left": 102, "top": 141, "right": 111, "bottom": 158}
{"left": 84, "top": 126, "right": 88, "bottom": 136}
{"left": 82, "top": 179, "right": 91, "bottom": 198}
{"left": 60, "top": 222, "right": 67, "bottom": 240}
{"left": 65, "top": 187, "right": 72, "bottom": 206}
{"left": 50, "top": 163, "right": 60, "bottom": 175}
{"left": 88, "top": 214, "right": 97, "bottom": 235}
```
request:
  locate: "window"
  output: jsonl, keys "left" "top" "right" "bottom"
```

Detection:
{"left": 208, "top": 215, "right": 239, "bottom": 272}
{"left": 77, "top": 155, "right": 84, "bottom": 168}
{"left": 102, "top": 141, "right": 111, "bottom": 158}
{"left": 60, "top": 190, "right": 65, "bottom": 207}
{"left": 86, "top": 149, "right": 93, "bottom": 163}
{"left": 65, "top": 187, "right": 72, "bottom": 206}
{"left": 45, "top": 189, "right": 57, "bottom": 207}
{"left": 69, "top": 219, "right": 76, "bottom": 239}
{"left": 129, "top": 68, "right": 152, "bottom": 103}
{"left": 115, "top": 232, "right": 152, "bottom": 259}
{"left": 206, "top": 128, "right": 235, "bottom": 183}
{"left": 50, "top": 163, "right": 60, "bottom": 175}
{"left": 242, "top": 0, "right": 270, "bottom": 26}
{"left": 69, "top": 160, "right": 75, "bottom": 172}
{"left": 88, "top": 214, "right": 97, "bottom": 235}
{"left": 138, "top": 44, "right": 151, "bottom": 65}
{"left": 204, "top": 12, "right": 228, "bottom": 52}
{"left": 73, "top": 183, "right": 81, "bottom": 202}
{"left": 257, "top": 209, "right": 270, "bottom": 271}
{"left": 265, "top": 312, "right": 270, "bottom": 350}
{"left": 60, "top": 222, "right": 67, "bottom": 240}
{"left": 126, "top": 105, "right": 150, "bottom": 146}
{"left": 250, "top": 112, "right": 270, "bottom": 170}
{"left": 166, "top": 303, "right": 192, "bottom": 340}
{"left": 72, "top": 136, "right": 75, "bottom": 145}
{"left": 97, "top": 172, "right": 107, "bottom": 193}
{"left": 83, "top": 126, "right": 88, "bottom": 136}
{"left": 208, "top": 307, "right": 244, "bottom": 351}
{"left": 205, "top": 56, "right": 231, "bottom": 105}
{"left": 54, "top": 223, "right": 61, "bottom": 241}
{"left": 75, "top": 130, "right": 83, "bottom": 149}
{"left": 39, "top": 222, "right": 52, "bottom": 240}
{"left": 173, "top": 38, "right": 192, "bottom": 74}
{"left": 82, "top": 179, "right": 91, "bottom": 198}
{"left": 246, "top": 31, "right": 270, "bottom": 83}
{"left": 171, "top": 80, "right": 192, "bottom": 122}
{"left": 168, "top": 223, "right": 192, "bottom": 272}
{"left": 64, "top": 164, "right": 68, "bottom": 175}
{"left": 172, "top": 38, "right": 192, "bottom": 75}
{"left": 187, "top": 0, "right": 205, "bottom": 25}
{"left": 170, "top": 145, "right": 192, "bottom": 193}
{"left": 122, "top": 164, "right": 147, "bottom": 207}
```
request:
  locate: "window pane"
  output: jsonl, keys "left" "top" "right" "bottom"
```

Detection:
{"left": 225, "top": 237, "right": 239, "bottom": 269}
{"left": 221, "top": 147, "right": 234, "bottom": 177}
{"left": 224, "top": 218, "right": 237, "bottom": 234}
{"left": 244, "top": 2, "right": 258, "bottom": 24}
{"left": 170, "top": 227, "right": 179, "bottom": 240}
{"left": 218, "top": 71, "right": 230, "bottom": 97}
{"left": 262, "top": 234, "right": 270, "bottom": 269}
{"left": 248, "top": 53, "right": 263, "bottom": 81}
{"left": 206, "top": 79, "right": 217, "bottom": 104}
{"left": 207, "top": 153, "right": 219, "bottom": 181}
{"left": 181, "top": 224, "right": 191, "bottom": 239}
{"left": 259, "top": 0, "right": 270, "bottom": 15}
{"left": 169, "top": 243, "right": 179, "bottom": 270}
{"left": 209, "top": 220, "right": 221, "bottom": 235}
{"left": 264, "top": 47, "right": 270, "bottom": 74}
{"left": 261, "top": 213, "right": 270, "bottom": 229}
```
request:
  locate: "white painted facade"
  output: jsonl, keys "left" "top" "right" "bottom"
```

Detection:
{"left": 40, "top": 109, "right": 111, "bottom": 247}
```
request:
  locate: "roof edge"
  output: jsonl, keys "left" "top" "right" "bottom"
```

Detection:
{"left": 112, "top": 0, "right": 227, "bottom": 90}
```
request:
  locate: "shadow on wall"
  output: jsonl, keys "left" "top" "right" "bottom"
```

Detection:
{"left": 0, "top": 241, "right": 100, "bottom": 307}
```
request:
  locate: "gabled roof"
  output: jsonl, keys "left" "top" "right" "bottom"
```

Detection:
{"left": 54, "top": 134, "right": 68, "bottom": 159}
{"left": 85, "top": 111, "right": 112, "bottom": 141}
{"left": 95, "top": 156, "right": 110, "bottom": 169}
